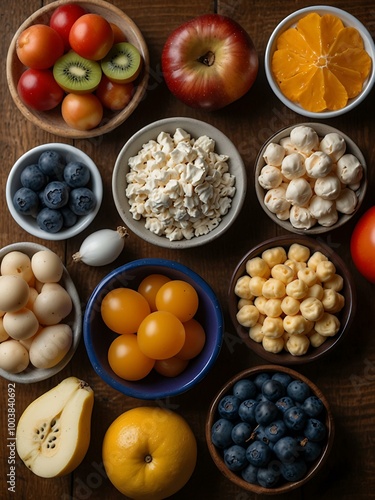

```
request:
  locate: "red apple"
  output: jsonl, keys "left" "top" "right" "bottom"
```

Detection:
{"left": 161, "top": 14, "right": 258, "bottom": 111}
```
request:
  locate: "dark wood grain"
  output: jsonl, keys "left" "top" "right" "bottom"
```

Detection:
{"left": 1, "top": 0, "right": 375, "bottom": 499}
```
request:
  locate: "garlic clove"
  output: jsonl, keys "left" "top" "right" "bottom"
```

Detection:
{"left": 72, "top": 227, "right": 128, "bottom": 267}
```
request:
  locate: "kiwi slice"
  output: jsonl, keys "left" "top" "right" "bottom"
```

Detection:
{"left": 53, "top": 52, "right": 102, "bottom": 94}
{"left": 101, "top": 42, "right": 142, "bottom": 84}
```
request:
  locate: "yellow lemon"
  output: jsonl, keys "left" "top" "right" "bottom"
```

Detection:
{"left": 102, "top": 406, "right": 197, "bottom": 500}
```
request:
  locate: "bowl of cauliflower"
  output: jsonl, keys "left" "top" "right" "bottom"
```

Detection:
{"left": 254, "top": 123, "right": 367, "bottom": 234}
{"left": 228, "top": 235, "right": 356, "bottom": 365}
{"left": 112, "top": 117, "right": 247, "bottom": 249}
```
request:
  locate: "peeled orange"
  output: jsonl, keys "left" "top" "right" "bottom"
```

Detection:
{"left": 272, "top": 12, "right": 372, "bottom": 112}
{"left": 102, "top": 406, "right": 197, "bottom": 500}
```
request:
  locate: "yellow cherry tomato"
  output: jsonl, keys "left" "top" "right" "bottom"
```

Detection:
{"left": 137, "top": 274, "right": 171, "bottom": 311}
{"left": 155, "top": 280, "right": 199, "bottom": 322}
{"left": 177, "top": 318, "right": 206, "bottom": 360}
{"left": 154, "top": 357, "right": 189, "bottom": 377}
{"left": 101, "top": 287, "right": 150, "bottom": 335}
{"left": 108, "top": 333, "right": 155, "bottom": 381}
{"left": 137, "top": 310, "right": 185, "bottom": 360}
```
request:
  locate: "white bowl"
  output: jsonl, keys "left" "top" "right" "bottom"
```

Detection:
{"left": 265, "top": 6, "right": 375, "bottom": 118}
{"left": 112, "top": 117, "right": 247, "bottom": 249}
{"left": 6, "top": 143, "right": 103, "bottom": 240}
{"left": 254, "top": 123, "right": 367, "bottom": 235}
{"left": 0, "top": 242, "right": 82, "bottom": 383}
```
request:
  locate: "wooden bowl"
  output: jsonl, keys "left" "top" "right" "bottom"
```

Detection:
{"left": 228, "top": 235, "right": 356, "bottom": 365}
{"left": 6, "top": 0, "right": 149, "bottom": 138}
{"left": 205, "top": 365, "right": 335, "bottom": 495}
{"left": 254, "top": 123, "right": 367, "bottom": 235}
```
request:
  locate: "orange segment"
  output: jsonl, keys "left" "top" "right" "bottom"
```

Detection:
{"left": 271, "top": 12, "right": 372, "bottom": 112}
{"left": 320, "top": 14, "right": 345, "bottom": 54}
{"left": 297, "top": 12, "right": 322, "bottom": 57}
{"left": 272, "top": 49, "right": 313, "bottom": 80}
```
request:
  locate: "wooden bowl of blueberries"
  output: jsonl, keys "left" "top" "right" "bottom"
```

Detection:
{"left": 205, "top": 365, "right": 335, "bottom": 494}
{"left": 6, "top": 0, "right": 149, "bottom": 138}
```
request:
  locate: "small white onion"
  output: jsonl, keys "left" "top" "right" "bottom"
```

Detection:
{"left": 72, "top": 227, "right": 128, "bottom": 267}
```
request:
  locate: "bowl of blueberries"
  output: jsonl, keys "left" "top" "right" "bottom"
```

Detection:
{"left": 6, "top": 143, "right": 103, "bottom": 240}
{"left": 205, "top": 365, "right": 334, "bottom": 494}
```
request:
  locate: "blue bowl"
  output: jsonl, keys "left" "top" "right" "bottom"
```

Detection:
{"left": 83, "top": 258, "right": 224, "bottom": 399}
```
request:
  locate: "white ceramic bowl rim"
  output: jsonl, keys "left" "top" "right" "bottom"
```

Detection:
{"left": 0, "top": 242, "right": 82, "bottom": 383}
{"left": 112, "top": 117, "right": 247, "bottom": 249}
{"left": 6, "top": 143, "right": 103, "bottom": 241}
{"left": 265, "top": 5, "right": 375, "bottom": 118}
{"left": 83, "top": 257, "right": 224, "bottom": 399}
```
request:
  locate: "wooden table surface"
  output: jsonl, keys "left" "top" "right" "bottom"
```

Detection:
{"left": 1, "top": 0, "right": 375, "bottom": 498}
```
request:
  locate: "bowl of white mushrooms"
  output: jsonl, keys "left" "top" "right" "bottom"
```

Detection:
{"left": 254, "top": 123, "right": 367, "bottom": 234}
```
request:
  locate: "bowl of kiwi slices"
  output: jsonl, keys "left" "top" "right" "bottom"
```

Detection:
{"left": 6, "top": 0, "right": 150, "bottom": 138}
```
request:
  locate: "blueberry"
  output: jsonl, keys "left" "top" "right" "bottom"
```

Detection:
{"left": 43, "top": 181, "right": 70, "bottom": 209}
{"left": 211, "top": 418, "right": 234, "bottom": 449}
{"left": 231, "top": 422, "right": 252, "bottom": 446}
{"left": 265, "top": 420, "right": 287, "bottom": 443}
{"left": 257, "top": 465, "right": 281, "bottom": 488}
{"left": 301, "top": 439, "right": 322, "bottom": 462}
{"left": 223, "top": 445, "right": 247, "bottom": 471}
{"left": 284, "top": 406, "right": 307, "bottom": 431}
{"left": 262, "top": 379, "right": 285, "bottom": 402}
{"left": 272, "top": 372, "right": 293, "bottom": 388}
{"left": 238, "top": 399, "right": 258, "bottom": 424}
{"left": 273, "top": 436, "right": 300, "bottom": 464}
{"left": 254, "top": 372, "right": 271, "bottom": 390}
{"left": 287, "top": 379, "right": 310, "bottom": 403}
{"left": 13, "top": 187, "right": 39, "bottom": 216}
{"left": 218, "top": 395, "right": 241, "bottom": 421}
{"left": 69, "top": 187, "right": 96, "bottom": 215}
{"left": 304, "top": 418, "right": 327, "bottom": 442}
{"left": 246, "top": 440, "right": 272, "bottom": 467}
{"left": 37, "top": 208, "right": 64, "bottom": 233}
{"left": 38, "top": 150, "right": 65, "bottom": 178}
{"left": 60, "top": 206, "right": 78, "bottom": 227}
{"left": 276, "top": 396, "right": 295, "bottom": 414}
{"left": 233, "top": 379, "right": 257, "bottom": 401}
{"left": 63, "top": 161, "right": 90, "bottom": 188}
{"left": 20, "top": 164, "right": 47, "bottom": 191}
{"left": 253, "top": 425, "right": 269, "bottom": 444}
{"left": 280, "top": 459, "right": 307, "bottom": 482}
{"left": 241, "top": 463, "right": 259, "bottom": 484}
{"left": 302, "top": 396, "right": 324, "bottom": 418}
{"left": 255, "top": 400, "right": 279, "bottom": 426}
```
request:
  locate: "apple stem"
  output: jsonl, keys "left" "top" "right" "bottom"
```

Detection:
{"left": 198, "top": 51, "right": 215, "bottom": 66}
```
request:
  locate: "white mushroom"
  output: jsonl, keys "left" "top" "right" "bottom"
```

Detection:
{"left": 290, "top": 125, "right": 319, "bottom": 154}
{"left": 319, "top": 133, "right": 346, "bottom": 162}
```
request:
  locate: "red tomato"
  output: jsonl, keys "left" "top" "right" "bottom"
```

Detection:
{"left": 50, "top": 3, "right": 87, "bottom": 51}
{"left": 61, "top": 93, "right": 103, "bottom": 131}
{"left": 16, "top": 24, "right": 64, "bottom": 69}
{"left": 96, "top": 76, "right": 134, "bottom": 111}
{"left": 108, "top": 334, "right": 155, "bottom": 381}
{"left": 69, "top": 13, "right": 114, "bottom": 60}
{"left": 350, "top": 206, "right": 375, "bottom": 283}
{"left": 17, "top": 68, "right": 64, "bottom": 111}
{"left": 101, "top": 287, "right": 150, "bottom": 335}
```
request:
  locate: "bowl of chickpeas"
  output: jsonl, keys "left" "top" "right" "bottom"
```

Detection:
{"left": 228, "top": 235, "right": 356, "bottom": 364}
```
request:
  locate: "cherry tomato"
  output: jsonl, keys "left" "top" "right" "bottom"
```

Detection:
{"left": 61, "top": 93, "right": 103, "bottom": 131}
{"left": 137, "top": 310, "right": 185, "bottom": 360}
{"left": 16, "top": 24, "right": 64, "bottom": 69}
{"left": 50, "top": 4, "right": 87, "bottom": 51}
{"left": 101, "top": 287, "right": 150, "bottom": 335}
{"left": 110, "top": 22, "right": 127, "bottom": 43}
{"left": 155, "top": 280, "right": 199, "bottom": 322}
{"left": 350, "top": 206, "right": 375, "bottom": 283}
{"left": 137, "top": 274, "right": 171, "bottom": 311}
{"left": 108, "top": 333, "right": 155, "bottom": 381}
{"left": 154, "top": 357, "right": 189, "bottom": 377}
{"left": 96, "top": 76, "right": 134, "bottom": 111}
{"left": 69, "top": 13, "right": 114, "bottom": 60}
{"left": 17, "top": 68, "right": 64, "bottom": 111}
{"left": 177, "top": 318, "right": 206, "bottom": 360}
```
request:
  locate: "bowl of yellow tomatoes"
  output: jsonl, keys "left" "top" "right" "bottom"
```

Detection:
{"left": 83, "top": 258, "right": 224, "bottom": 399}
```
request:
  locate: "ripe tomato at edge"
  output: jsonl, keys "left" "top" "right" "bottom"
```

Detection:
{"left": 49, "top": 4, "right": 87, "bottom": 51}
{"left": 16, "top": 24, "right": 64, "bottom": 69}
{"left": 17, "top": 68, "right": 64, "bottom": 111}
{"left": 69, "top": 13, "right": 114, "bottom": 60}
{"left": 350, "top": 206, "right": 375, "bottom": 283}
{"left": 96, "top": 76, "right": 134, "bottom": 111}
{"left": 61, "top": 93, "right": 103, "bottom": 131}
